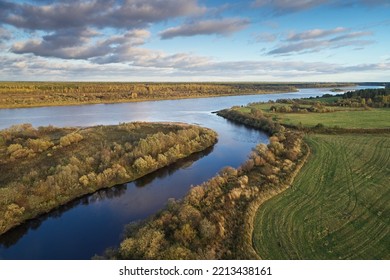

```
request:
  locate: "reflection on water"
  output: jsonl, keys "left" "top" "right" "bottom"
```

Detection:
{"left": 134, "top": 146, "right": 214, "bottom": 188}
{"left": 0, "top": 185, "right": 127, "bottom": 249}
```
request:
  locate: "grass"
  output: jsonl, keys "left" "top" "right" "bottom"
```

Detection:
{"left": 276, "top": 109, "right": 390, "bottom": 129}
{"left": 253, "top": 133, "right": 390, "bottom": 259}
{"left": 241, "top": 104, "right": 390, "bottom": 129}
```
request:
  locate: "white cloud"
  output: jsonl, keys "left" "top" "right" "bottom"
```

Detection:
{"left": 252, "top": 0, "right": 328, "bottom": 14}
{"left": 160, "top": 18, "right": 250, "bottom": 39}
{"left": 287, "top": 27, "right": 347, "bottom": 41}
{"left": 12, "top": 29, "right": 151, "bottom": 60}
{"left": 254, "top": 32, "right": 278, "bottom": 43}
{"left": 0, "top": 0, "right": 206, "bottom": 31}
{"left": 268, "top": 28, "right": 374, "bottom": 55}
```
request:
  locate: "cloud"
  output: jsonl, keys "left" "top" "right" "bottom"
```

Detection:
{"left": 251, "top": 0, "right": 389, "bottom": 15}
{"left": 336, "top": 0, "right": 390, "bottom": 7}
{"left": 329, "top": 31, "right": 373, "bottom": 41}
{"left": 10, "top": 24, "right": 213, "bottom": 71}
{"left": 254, "top": 32, "right": 278, "bottom": 43}
{"left": 252, "top": 0, "right": 328, "bottom": 15}
{"left": 2, "top": 0, "right": 210, "bottom": 67}
{"left": 0, "top": 0, "right": 206, "bottom": 31}
{"left": 91, "top": 45, "right": 212, "bottom": 70}
{"left": 268, "top": 28, "right": 374, "bottom": 55}
{"left": 0, "top": 27, "right": 12, "bottom": 41}
{"left": 287, "top": 27, "right": 347, "bottom": 41}
{"left": 12, "top": 29, "right": 151, "bottom": 60}
{"left": 159, "top": 18, "right": 250, "bottom": 39}
{"left": 2, "top": 53, "right": 389, "bottom": 82}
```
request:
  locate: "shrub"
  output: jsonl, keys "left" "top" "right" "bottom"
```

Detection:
{"left": 59, "top": 132, "right": 84, "bottom": 147}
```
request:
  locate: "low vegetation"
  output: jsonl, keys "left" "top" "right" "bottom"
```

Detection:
{"left": 0, "top": 122, "right": 217, "bottom": 235}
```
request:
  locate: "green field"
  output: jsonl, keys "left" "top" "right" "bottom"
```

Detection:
{"left": 276, "top": 109, "right": 390, "bottom": 129}
{"left": 241, "top": 104, "right": 390, "bottom": 129}
{"left": 253, "top": 133, "right": 390, "bottom": 259}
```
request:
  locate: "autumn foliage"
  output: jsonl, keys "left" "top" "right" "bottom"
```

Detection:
{"left": 0, "top": 122, "right": 217, "bottom": 235}
{"left": 109, "top": 109, "right": 306, "bottom": 260}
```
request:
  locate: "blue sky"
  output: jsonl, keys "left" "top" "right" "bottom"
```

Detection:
{"left": 0, "top": 0, "right": 389, "bottom": 82}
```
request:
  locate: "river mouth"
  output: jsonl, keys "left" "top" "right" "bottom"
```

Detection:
{"left": 0, "top": 87, "right": 376, "bottom": 260}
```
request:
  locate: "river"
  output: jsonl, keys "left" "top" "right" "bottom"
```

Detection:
{"left": 0, "top": 86, "right": 375, "bottom": 259}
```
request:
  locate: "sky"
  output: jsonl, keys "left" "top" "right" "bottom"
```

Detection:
{"left": 0, "top": 0, "right": 389, "bottom": 82}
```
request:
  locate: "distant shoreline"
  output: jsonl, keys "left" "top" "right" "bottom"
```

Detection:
{"left": 0, "top": 81, "right": 357, "bottom": 109}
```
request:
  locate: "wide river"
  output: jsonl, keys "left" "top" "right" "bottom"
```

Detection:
{"left": 0, "top": 86, "right": 372, "bottom": 259}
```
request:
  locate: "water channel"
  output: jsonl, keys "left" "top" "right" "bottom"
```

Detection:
{"left": 0, "top": 86, "right": 371, "bottom": 259}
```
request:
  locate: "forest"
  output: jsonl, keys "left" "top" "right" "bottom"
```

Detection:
{"left": 295, "top": 87, "right": 390, "bottom": 108}
{"left": 0, "top": 82, "right": 356, "bottom": 109}
{"left": 340, "top": 87, "right": 390, "bottom": 107}
{"left": 0, "top": 82, "right": 294, "bottom": 108}
{"left": 0, "top": 122, "right": 217, "bottom": 235}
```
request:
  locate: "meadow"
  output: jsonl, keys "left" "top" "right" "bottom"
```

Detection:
{"left": 253, "top": 133, "right": 390, "bottom": 259}
{"left": 241, "top": 104, "right": 390, "bottom": 129}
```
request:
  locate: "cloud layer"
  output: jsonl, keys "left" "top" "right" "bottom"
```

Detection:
{"left": 160, "top": 18, "right": 250, "bottom": 39}
{"left": 268, "top": 28, "right": 374, "bottom": 55}
{"left": 12, "top": 29, "right": 151, "bottom": 60}
{"left": 0, "top": 0, "right": 389, "bottom": 81}
{"left": 252, "top": 0, "right": 389, "bottom": 15}
{"left": 0, "top": 0, "right": 206, "bottom": 31}
{"left": 252, "top": 0, "right": 328, "bottom": 15}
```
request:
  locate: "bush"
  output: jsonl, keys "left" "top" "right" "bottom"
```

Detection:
{"left": 27, "top": 138, "right": 54, "bottom": 152}
{"left": 60, "top": 132, "right": 84, "bottom": 147}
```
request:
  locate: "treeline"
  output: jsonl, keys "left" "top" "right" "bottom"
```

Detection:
{"left": 269, "top": 102, "right": 334, "bottom": 113}
{"left": 283, "top": 83, "right": 355, "bottom": 88}
{"left": 267, "top": 87, "right": 390, "bottom": 110}
{"left": 301, "top": 88, "right": 390, "bottom": 108}
{"left": 0, "top": 82, "right": 297, "bottom": 108}
{"left": 102, "top": 108, "right": 306, "bottom": 259}
{"left": 0, "top": 122, "right": 217, "bottom": 235}
{"left": 340, "top": 88, "right": 390, "bottom": 107}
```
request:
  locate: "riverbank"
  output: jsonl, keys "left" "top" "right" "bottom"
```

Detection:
{"left": 222, "top": 91, "right": 389, "bottom": 259}
{"left": 0, "top": 122, "right": 217, "bottom": 236}
{"left": 0, "top": 82, "right": 298, "bottom": 109}
{"left": 0, "top": 81, "right": 359, "bottom": 109}
{"left": 107, "top": 108, "right": 306, "bottom": 259}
